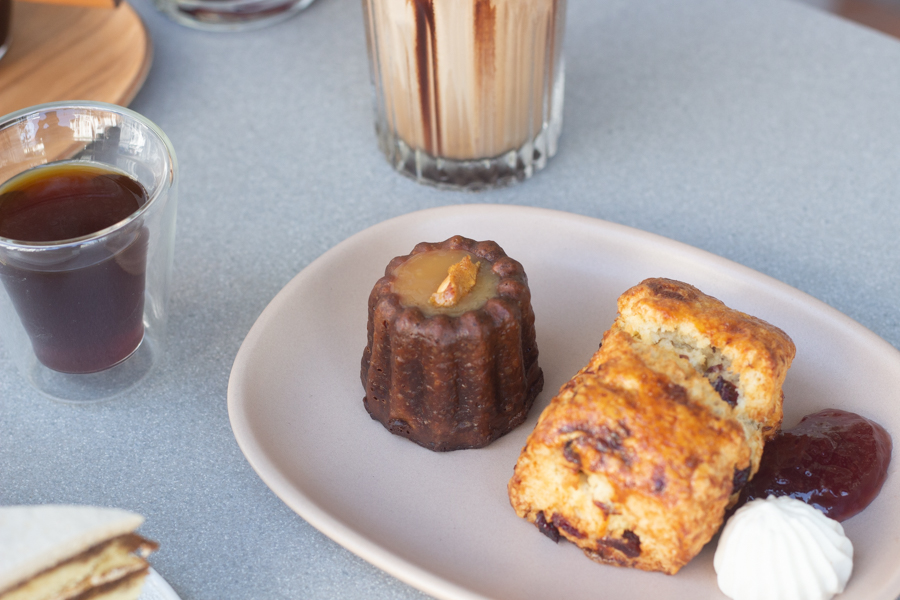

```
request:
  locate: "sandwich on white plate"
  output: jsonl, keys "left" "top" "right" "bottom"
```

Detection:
{"left": 0, "top": 504, "right": 158, "bottom": 600}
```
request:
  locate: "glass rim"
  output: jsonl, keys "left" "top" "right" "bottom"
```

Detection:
{"left": 0, "top": 101, "right": 178, "bottom": 251}
{"left": 171, "top": 0, "right": 297, "bottom": 8}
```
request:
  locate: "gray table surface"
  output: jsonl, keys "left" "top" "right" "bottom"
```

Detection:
{"left": 2, "top": 0, "right": 900, "bottom": 598}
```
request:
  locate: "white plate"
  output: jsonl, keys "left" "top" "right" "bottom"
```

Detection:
{"left": 228, "top": 205, "right": 900, "bottom": 600}
{"left": 141, "top": 569, "right": 181, "bottom": 600}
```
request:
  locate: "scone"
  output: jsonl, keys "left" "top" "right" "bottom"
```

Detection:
{"left": 508, "top": 278, "right": 795, "bottom": 574}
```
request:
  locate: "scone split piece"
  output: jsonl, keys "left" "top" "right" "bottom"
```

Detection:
{"left": 614, "top": 278, "right": 796, "bottom": 475}
{"left": 509, "top": 329, "right": 752, "bottom": 575}
{"left": 508, "top": 278, "right": 795, "bottom": 575}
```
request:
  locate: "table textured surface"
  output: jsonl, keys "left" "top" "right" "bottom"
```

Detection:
{"left": 2, "top": 0, "right": 900, "bottom": 598}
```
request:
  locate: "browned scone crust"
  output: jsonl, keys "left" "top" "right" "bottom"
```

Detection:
{"left": 614, "top": 278, "right": 796, "bottom": 475}
{"left": 361, "top": 236, "right": 543, "bottom": 452}
{"left": 509, "top": 329, "right": 751, "bottom": 574}
{"left": 508, "top": 278, "right": 795, "bottom": 574}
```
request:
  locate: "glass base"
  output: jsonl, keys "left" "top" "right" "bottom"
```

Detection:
{"left": 0, "top": 41, "right": 8, "bottom": 63}
{"left": 153, "top": 0, "right": 315, "bottom": 31}
{"left": 24, "top": 334, "right": 160, "bottom": 403}
{"left": 376, "top": 125, "right": 560, "bottom": 192}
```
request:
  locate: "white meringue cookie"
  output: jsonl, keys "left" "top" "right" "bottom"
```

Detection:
{"left": 714, "top": 495, "right": 853, "bottom": 600}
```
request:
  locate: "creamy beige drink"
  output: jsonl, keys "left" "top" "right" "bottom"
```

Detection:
{"left": 363, "top": 0, "right": 566, "bottom": 189}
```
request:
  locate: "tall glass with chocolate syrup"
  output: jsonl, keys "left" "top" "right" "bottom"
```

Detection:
{"left": 362, "top": 0, "right": 567, "bottom": 190}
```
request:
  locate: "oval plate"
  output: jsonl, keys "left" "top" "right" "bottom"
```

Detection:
{"left": 228, "top": 205, "right": 900, "bottom": 600}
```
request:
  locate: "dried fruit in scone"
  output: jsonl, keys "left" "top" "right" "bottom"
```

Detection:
{"left": 508, "top": 278, "right": 795, "bottom": 575}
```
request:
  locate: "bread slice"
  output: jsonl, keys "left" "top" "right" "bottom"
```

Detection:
{"left": 0, "top": 505, "right": 158, "bottom": 600}
{"left": 508, "top": 278, "right": 795, "bottom": 574}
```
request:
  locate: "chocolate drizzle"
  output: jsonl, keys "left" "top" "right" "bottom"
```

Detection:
{"left": 411, "top": 0, "right": 441, "bottom": 155}
{"left": 474, "top": 0, "right": 496, "bottom": 111}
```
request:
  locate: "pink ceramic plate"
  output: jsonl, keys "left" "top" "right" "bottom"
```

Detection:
{"left": 228, "top": 204, "right": 900, "bottom": 600}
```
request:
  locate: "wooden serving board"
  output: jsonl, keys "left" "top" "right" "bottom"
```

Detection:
{"left": 0, "top": 0, "right": 152, "bottom": 117}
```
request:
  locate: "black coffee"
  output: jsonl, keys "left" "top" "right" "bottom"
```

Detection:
{"left": 0, "top": 162, "right": 149, "bottom": 373}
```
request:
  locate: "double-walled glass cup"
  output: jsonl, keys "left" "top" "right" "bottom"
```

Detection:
{"left": 0, "top": 102, "right": 178, "bottom": 402}
{"left": 363, "top": 0, "right": 567, "bottom": 190}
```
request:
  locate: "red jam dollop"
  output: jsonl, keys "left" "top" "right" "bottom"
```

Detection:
{"left": 742, "top": 408, "right": 892, "bottom": 522}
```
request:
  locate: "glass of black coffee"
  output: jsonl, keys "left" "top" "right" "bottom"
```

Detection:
{"left": 0, "top": 102, "right": 178, "bottom": 402}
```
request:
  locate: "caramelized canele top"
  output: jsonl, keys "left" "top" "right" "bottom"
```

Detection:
{"left": 390, "top": 249, "right": 500, "bottom": 317}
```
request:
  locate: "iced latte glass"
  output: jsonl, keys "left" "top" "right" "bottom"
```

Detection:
{"left": 363, "top": 0, "right": 567, "bottom": 190}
